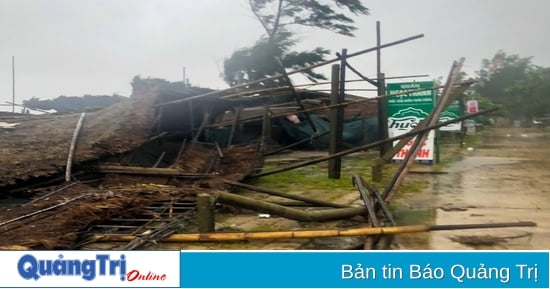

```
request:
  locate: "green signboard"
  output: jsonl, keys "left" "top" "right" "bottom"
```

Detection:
{"left": 386, "top": 81, "right": 436, "bottom": 162}
{"left": 439, "top": 99, "right": 463, "bottom": 131}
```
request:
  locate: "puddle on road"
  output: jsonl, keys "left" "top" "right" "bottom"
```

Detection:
{"left": 395, "top": 129, "right": 550, "bottom": 250}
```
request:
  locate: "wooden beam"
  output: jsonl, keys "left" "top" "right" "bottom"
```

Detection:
{"left": 94, "top": 165, "right": 212, "bottom": 178}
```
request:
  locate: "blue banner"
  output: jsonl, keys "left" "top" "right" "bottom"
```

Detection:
{"left": 180, "top": 251, "right": 549, "bottom": 288}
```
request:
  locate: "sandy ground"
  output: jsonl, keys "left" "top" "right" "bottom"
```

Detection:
{"left": 396, "top": 128, "right": 550, "bottom": 249}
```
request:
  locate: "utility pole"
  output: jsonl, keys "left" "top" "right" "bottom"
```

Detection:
{"left": 182, "top": 66, "right": 186, "bottom": 86}
{"left": 12, "top": 56, "right": 15, "bottom": 113}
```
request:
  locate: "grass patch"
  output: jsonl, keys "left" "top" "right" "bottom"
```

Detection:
{"left": 247, "top": 149, "right": 434, "bottom": 203}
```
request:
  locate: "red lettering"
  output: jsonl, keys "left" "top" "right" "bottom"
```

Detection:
{"left": 397, "top": 149, "right": 409, "bottom": 158}
{"left": 126, "top": 269, "right": 167, "bottom": 281}
{"left": 417, "top": 149, "right": 430, "bottom": 158}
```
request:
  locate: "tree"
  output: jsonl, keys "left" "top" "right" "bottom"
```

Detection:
{"left": 475, "top": 50, "right": 533, "bottom": 119}
{"left": 223, "top": 30, "right": 329, "bottom": 86}
{"left": 507, "top": 66, "right": 550, "bottom": 120}
{"left": 223, "top": 0, "right": 369, "bottom": 86}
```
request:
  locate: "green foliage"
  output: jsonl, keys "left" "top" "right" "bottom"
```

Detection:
{"left": 249, "top": 0, "right": 369, "bottom": 38}
{"left": 223, "top": 31, "right": 330, "bottom": 86}
{"left": 474, "top": 50, "right": 534, "bottom": 119}
{"left": 506, "top": 66, "right": 550, "bottom": 119}
{"left": 223, "top": 0, "right": 369, "bottom": 86}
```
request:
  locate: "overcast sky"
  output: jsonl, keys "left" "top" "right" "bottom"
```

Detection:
{"left": 1, "top": 0, "right": 549, "bottom": 109}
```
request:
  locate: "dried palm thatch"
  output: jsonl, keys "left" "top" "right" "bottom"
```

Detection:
{"left": 0, "top": 142, "right": 264, "bottom": 249}
{"left": 0, "top": 81, "right": 157, "bottom": 189}
{"left": 0, "top": 183, "right": 179, "bottom": 249}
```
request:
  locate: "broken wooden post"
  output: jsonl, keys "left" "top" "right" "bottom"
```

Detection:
{"left": 197, "top": 194, "right": 215, "bottom": 233}
{"left": 371, "top": 165, "right": 383, "bottom": 182}
{"left": 328, "top": 63, "right": 343, "bottom": 179}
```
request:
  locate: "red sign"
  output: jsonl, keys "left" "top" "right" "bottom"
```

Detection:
{"left": 466, "top": 100, "right": 478, "bottom": 113}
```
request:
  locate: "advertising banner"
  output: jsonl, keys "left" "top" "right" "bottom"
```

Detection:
{"left": 386, "top": 81, "right": 436, "bottom": 162}
{"left": 439, "top": 99, "right": 463, "bottom": 132}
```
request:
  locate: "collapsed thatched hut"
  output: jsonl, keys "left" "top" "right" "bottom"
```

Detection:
{"left": 0, "top": 77, "right": 264, "bottom": 249}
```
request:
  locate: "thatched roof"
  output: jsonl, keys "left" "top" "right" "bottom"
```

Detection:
{"left": 0, "top": 79, "right": 157, "bottom": 188}
{"left": 23, "top": 94, "right": 127, "bottom": 114}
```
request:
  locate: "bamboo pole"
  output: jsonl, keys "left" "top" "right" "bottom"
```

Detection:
{"left": 251, "top": 107, "right": 497, "bottom": 178}
{"left": 383, "top": 58, "right": 465, "bottom": 202}
{"left": 220, "top": 86, "right": 291, "bottom": 99}
{"left": 376, "top": 80, "right": 473, "bottom": 166}
{"left": 352, "top": 175, "right": 379, "bottom": 227}
{"left": 215, "top": 190, "right": 366, "bottom": 222}
{"left": 263, "top": 130, "right": 330, "bottom": 156}
{"left": 94, "top": 165, "right": 212, "bottom": 178}
{"left": 65, "top": 112, "right": 86, "bottom": 182}
{"left": 293, "top": 75, "right": 430, "bottom": 88}
{"left": 223, "top": 180, "right": 350, "bottom": 209}
{"left": 92, "top": 221, "right": 536, "bottom": 242}
{"left": 152, "top": 152, "right": 166, "bottom": 168}
{"left": 172, "top": 138, "right": 187, "bottom": 166}
{"left": 22, "top": 181, "right": 80, "bottom": 207}
{"left": 204, "top": 81, "right": 476, "bottom": 131}
{"left": 227, "top": 106, "right": 242, "bottom": 147}
{"left": 156, "top": 34, "right": 425, "bottom": 107}
{"left": 0, "top": 195, "right": 86, "bottom": 228}
{"left": 193, "top": 111, "right": 210, "bottom": 143}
